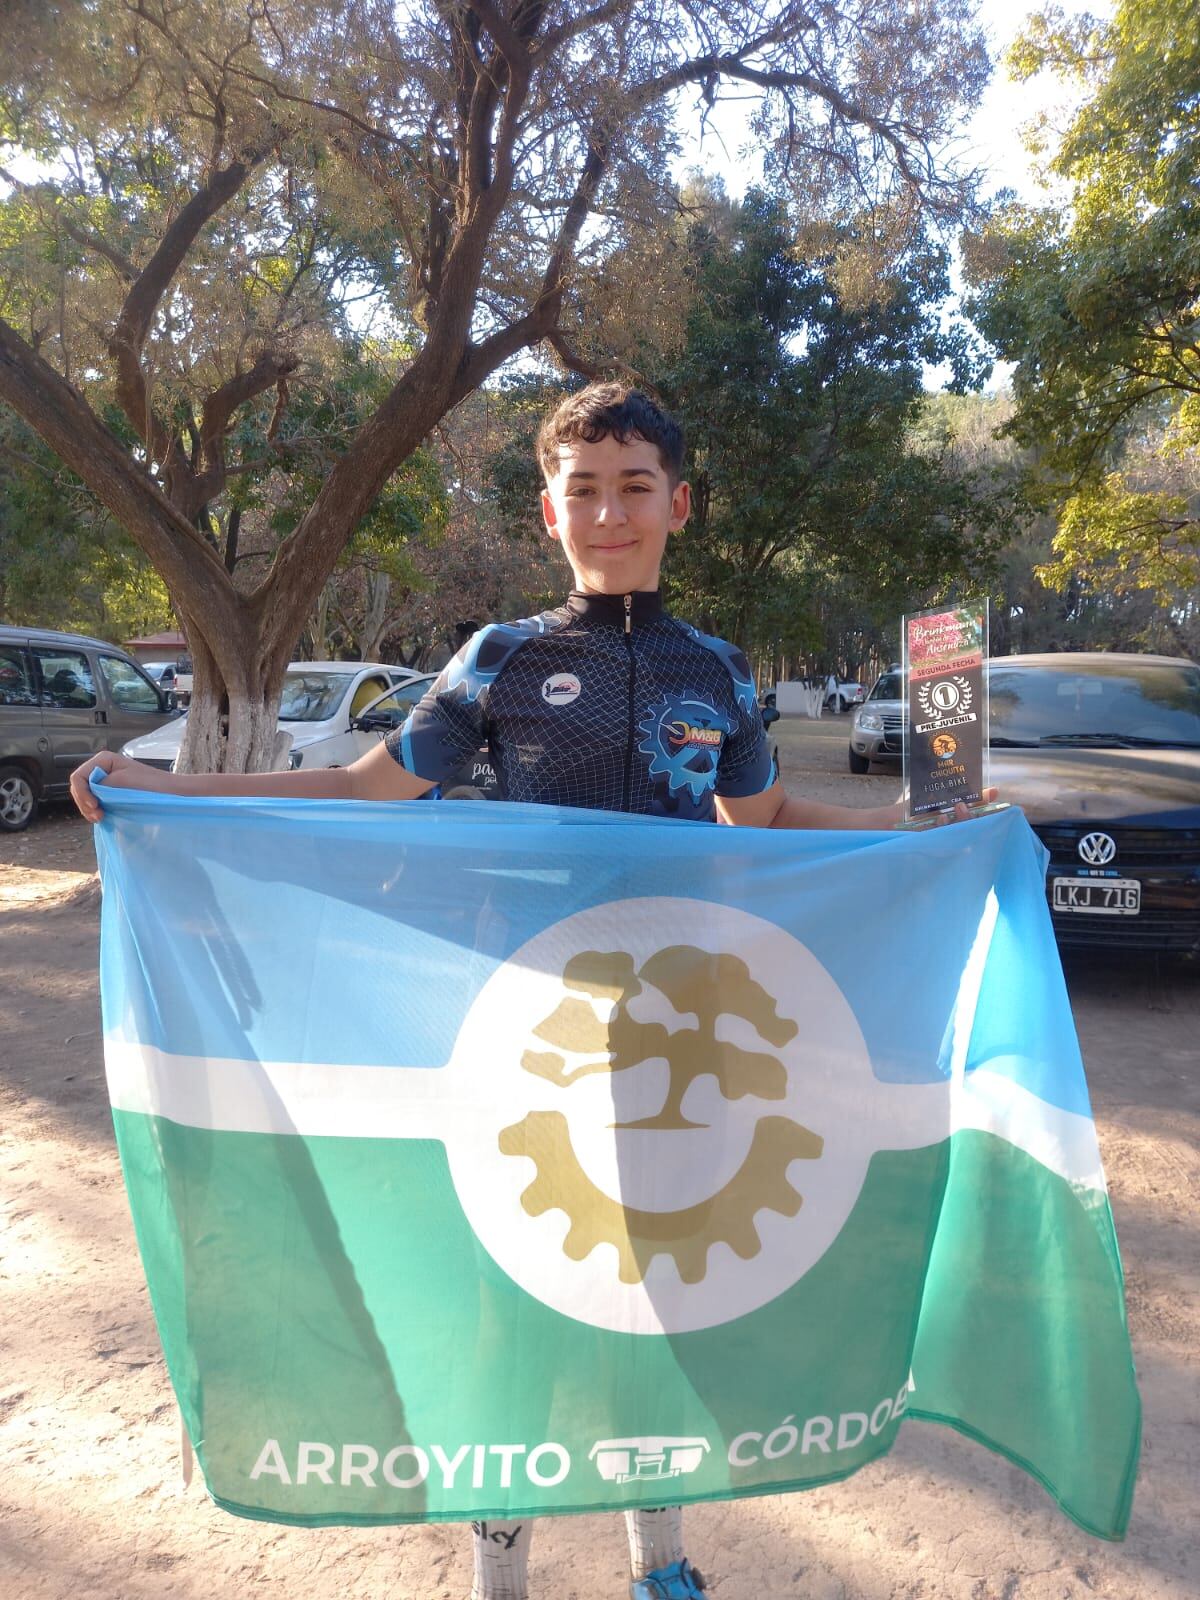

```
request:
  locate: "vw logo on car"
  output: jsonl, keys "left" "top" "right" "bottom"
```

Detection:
{"left": 1078, "top": 832, "right": 1118, "bottom": 867}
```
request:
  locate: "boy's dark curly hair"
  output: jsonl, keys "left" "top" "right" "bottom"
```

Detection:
{"left": 536, "top": 383, "right": 685, "bottom": 483}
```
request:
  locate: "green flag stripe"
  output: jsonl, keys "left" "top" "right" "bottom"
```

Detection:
{"left": 110, "top": 1113, "right": 1138, "bottom": 1538}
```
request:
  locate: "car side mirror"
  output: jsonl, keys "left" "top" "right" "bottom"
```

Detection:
{"left": 354, "top": 710, "right": 398, "bottom": 733}
{"left": 163, "top": 690, "right": 178, "bottom": 711}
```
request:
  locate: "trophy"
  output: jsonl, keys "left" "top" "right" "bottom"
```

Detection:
{"left": 901, "top": 603, "right": 998, "bottom": 823}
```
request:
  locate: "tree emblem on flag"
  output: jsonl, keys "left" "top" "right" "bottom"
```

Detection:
{"left": 447, "top": 897, "right": 882, "bottom": 1334}
{"left": 499, "top": 945, "right": 824, "bottom": 1284}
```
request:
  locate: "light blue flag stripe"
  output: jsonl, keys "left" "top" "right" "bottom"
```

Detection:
{"left": 94, "top": 788, "right": 1087, "bottom": 1117}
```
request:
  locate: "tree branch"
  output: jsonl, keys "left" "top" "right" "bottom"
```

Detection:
{"left": 630, "top": 50, "right": 945, "bottom": 200}
{"left": 0, "top": 316, "right": 234, "bottom": 610}
{"left": 535, "top": 0, "right": 626, "bottom": 61}
{"left": 187, "top": 347, "right": 301, "bottom": 514}
{"left": 0, "top": 166, "right": 136, "bottom": 280}
{"left": 546, "top": 330, "right": 603, "bottom": 381}
{"left": 464, "top": 0, "right": 527, "bottom": 68}
{"left": 108, "top": 153, "right": 264, "bottom": 465}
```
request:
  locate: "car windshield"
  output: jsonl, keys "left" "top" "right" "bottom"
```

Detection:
{"left": 278, "top": 671, "right": 354, "bottom": 722}
{"left": 988, "top": 661, "right": 1200, "bottom": 748}
{"left": 869, "top": 672, "right": 902, "bottom": 702}
{"left": 361, "top": 678, "right": 434, "bottom": 719}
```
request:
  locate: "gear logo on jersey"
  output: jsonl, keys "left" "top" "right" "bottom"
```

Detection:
{"left": 542, "top": 673, "right": 582, "bottom": 705}
{"left": 637, "top": 696, "right": 733, "bottom": 800}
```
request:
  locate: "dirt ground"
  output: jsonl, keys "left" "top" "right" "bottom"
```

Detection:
{"left": 1, "top": 716, "right": 1197, "bottom": 1600}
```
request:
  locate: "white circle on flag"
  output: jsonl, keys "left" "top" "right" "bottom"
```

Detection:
{"left": 444, "top": 897, "right": 880, "bottom": 1334}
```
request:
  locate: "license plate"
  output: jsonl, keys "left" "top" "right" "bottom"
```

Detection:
{"left": 1052, "top": 877, "right": 1141, "bottom": 915}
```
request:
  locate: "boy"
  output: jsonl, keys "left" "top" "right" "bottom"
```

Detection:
{"left": 73, "top": 384, "right": 978, "bottom": 1599}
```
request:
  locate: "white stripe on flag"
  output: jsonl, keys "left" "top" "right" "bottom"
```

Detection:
{"left": 954, "top": 1065, "right": 1106, "bottom": 1193}
{"left": 104, "top": 1037, "right": 453, "bottom": 1141}
{"left": 104, "top": 1038, "right": 1106, "bottom": 1193}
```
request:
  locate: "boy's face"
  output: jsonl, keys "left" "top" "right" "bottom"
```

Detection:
{"left": 541, "top": 433, "right": 690, "bottom": 595}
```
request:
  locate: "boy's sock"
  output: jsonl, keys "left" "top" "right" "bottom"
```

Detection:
{"left": 470, "top": 1519, "right": 532, "bottom": 1600}
{"left": 624, "top": 1505, "right": 685, "bottom": 1579}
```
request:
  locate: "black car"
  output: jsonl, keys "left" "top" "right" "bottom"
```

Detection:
{"left": 987, "top": 654, "right": 1200, "bottom": 954}
{"left": 851, "top": 653, "right": 1200, "bottom": 954}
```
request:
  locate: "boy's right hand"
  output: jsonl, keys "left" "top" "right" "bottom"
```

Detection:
{"left": 70, "top": 751, "right": 163, "bottom": 823}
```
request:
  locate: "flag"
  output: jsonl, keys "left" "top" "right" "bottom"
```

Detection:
{"left": 93, "top": 787, "right": 1140, "bottom": 1537}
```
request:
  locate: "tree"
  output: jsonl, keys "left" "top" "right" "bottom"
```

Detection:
{"left": 0, "top": 406, "right": 172, "bottom": 637}
{"left": 381, "top": 383, "right": 564, "bottom": 667}
{"left": 966, "top": 0, "right": 1200, "bottom": 613}
{"left": 654, "top": 190, "right": 999, "bottom": 665}
{"left": 250, "top": 357, "right": 451, "bottom": 659}
{"left": 0, "top": 0, "right": 988, "bottom": 768}
{"left": 913, "top": 391, "right": 1200, "bottom": 658}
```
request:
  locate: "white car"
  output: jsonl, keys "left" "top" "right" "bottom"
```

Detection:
{"left": 140, "top": 660, "right": 178, "bottom": 691}
{"left": 122, "top": 660, "right": 418, "bottom": 771}
{"left": 825, "top": 679, "right": 865, "bottom": 714}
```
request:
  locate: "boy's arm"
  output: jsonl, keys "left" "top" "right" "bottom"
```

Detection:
{"left": 69, "top": 740, "right": 435, "bottom": 823}
{"left": 717, "top": 781, "right": 904, "bottom": 831}
{"left": 717, "top": 781, "right": 998, "bottom": 831}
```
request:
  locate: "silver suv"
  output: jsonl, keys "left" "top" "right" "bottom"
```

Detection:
{"left": 0, "top": 625, "right": 180, "bottom": 830}
{"left": 848, "top": 667, "right": 904, "bottom": 772}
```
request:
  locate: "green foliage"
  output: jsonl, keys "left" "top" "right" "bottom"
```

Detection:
{"left": 264, "top": 354, "right": 448, "bottom": 577}
{"left": 652, "top": 192, "right": 1001, "bottom": 663}
{"left": 967, "top": 0, "right": 1200, "bottom": 605}
{"left": 1042, "top": 475, "right": 1194, "bottom": 597}
{"left": 0, "top": 405, "right": 172, "bottom": 637}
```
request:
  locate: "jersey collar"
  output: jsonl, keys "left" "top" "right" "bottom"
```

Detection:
{"left": 565, "top": 589, "right": 664, "bottom": 624}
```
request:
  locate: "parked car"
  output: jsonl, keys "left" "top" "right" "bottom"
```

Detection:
{"left": 0, "top": 624, "right": 180, "bottom": 831}
{"left": 825, "top": 678, "right": 865, "bottom": 714}
{"left": 173, "top": 655, "right": 193, "bottom": 705}
{"left": 354, "top": 676, "right": 499, "bottom": 797}
{"left": 122, "top": 661, "right": 417, "bottom": 772}
{"left": 848, "top": 667, "right": 903, "bottom": 771}
{"left": 850, "top": 653, "right": 1200, "bottom": 954}
{"left": 141, "top": 661, "right": 178, "bottom": 690}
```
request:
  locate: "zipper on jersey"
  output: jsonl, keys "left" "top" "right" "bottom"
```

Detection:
{"left": 622, "top": 593, "right": 636, "bottom": 808}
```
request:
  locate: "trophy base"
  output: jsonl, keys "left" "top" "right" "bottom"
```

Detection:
{"left": 896, "top": 800, "right": 1011, "bottom": 832}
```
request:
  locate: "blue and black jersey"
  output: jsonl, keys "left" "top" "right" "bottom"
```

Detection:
{"left": 385, "top": 590, "right": 774, "bottom": 821}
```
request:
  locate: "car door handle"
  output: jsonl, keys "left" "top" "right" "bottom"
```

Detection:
{"left": 94, "top": 710, "right": 108, "bottom": 724}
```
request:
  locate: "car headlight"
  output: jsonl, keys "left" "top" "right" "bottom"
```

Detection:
{"left": 857, "top": 711, "right": 884, "bottom": 732}
{"left": 288, "top": 750, "right": 303, "bottom": 770}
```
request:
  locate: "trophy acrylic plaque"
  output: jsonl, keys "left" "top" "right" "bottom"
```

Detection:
{"left": 902, "top": 603, "right": 989, "bottom": 820}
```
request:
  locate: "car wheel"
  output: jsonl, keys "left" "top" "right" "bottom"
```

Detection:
{"left": 847, "top": 748, "right": 871, "bottom": 774}
{"left": 0, "top": 765, "right": 37, "bottom": 831}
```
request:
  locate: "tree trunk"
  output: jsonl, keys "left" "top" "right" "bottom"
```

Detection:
{"left": 310, "top": 584, "right": 334, "bottom": 661}
{"left": 172, "top": 599, "right": 293, "bottom": 774}
{"left": 360, "top": 570, "right": 392, "bottom": 661}
{"left": 1164, "top": 609, "right": 1198, "bottom": 663}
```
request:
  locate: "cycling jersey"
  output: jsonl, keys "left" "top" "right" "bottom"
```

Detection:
{"left": 385, "top": 589, "right": 774, "bottom": 821}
